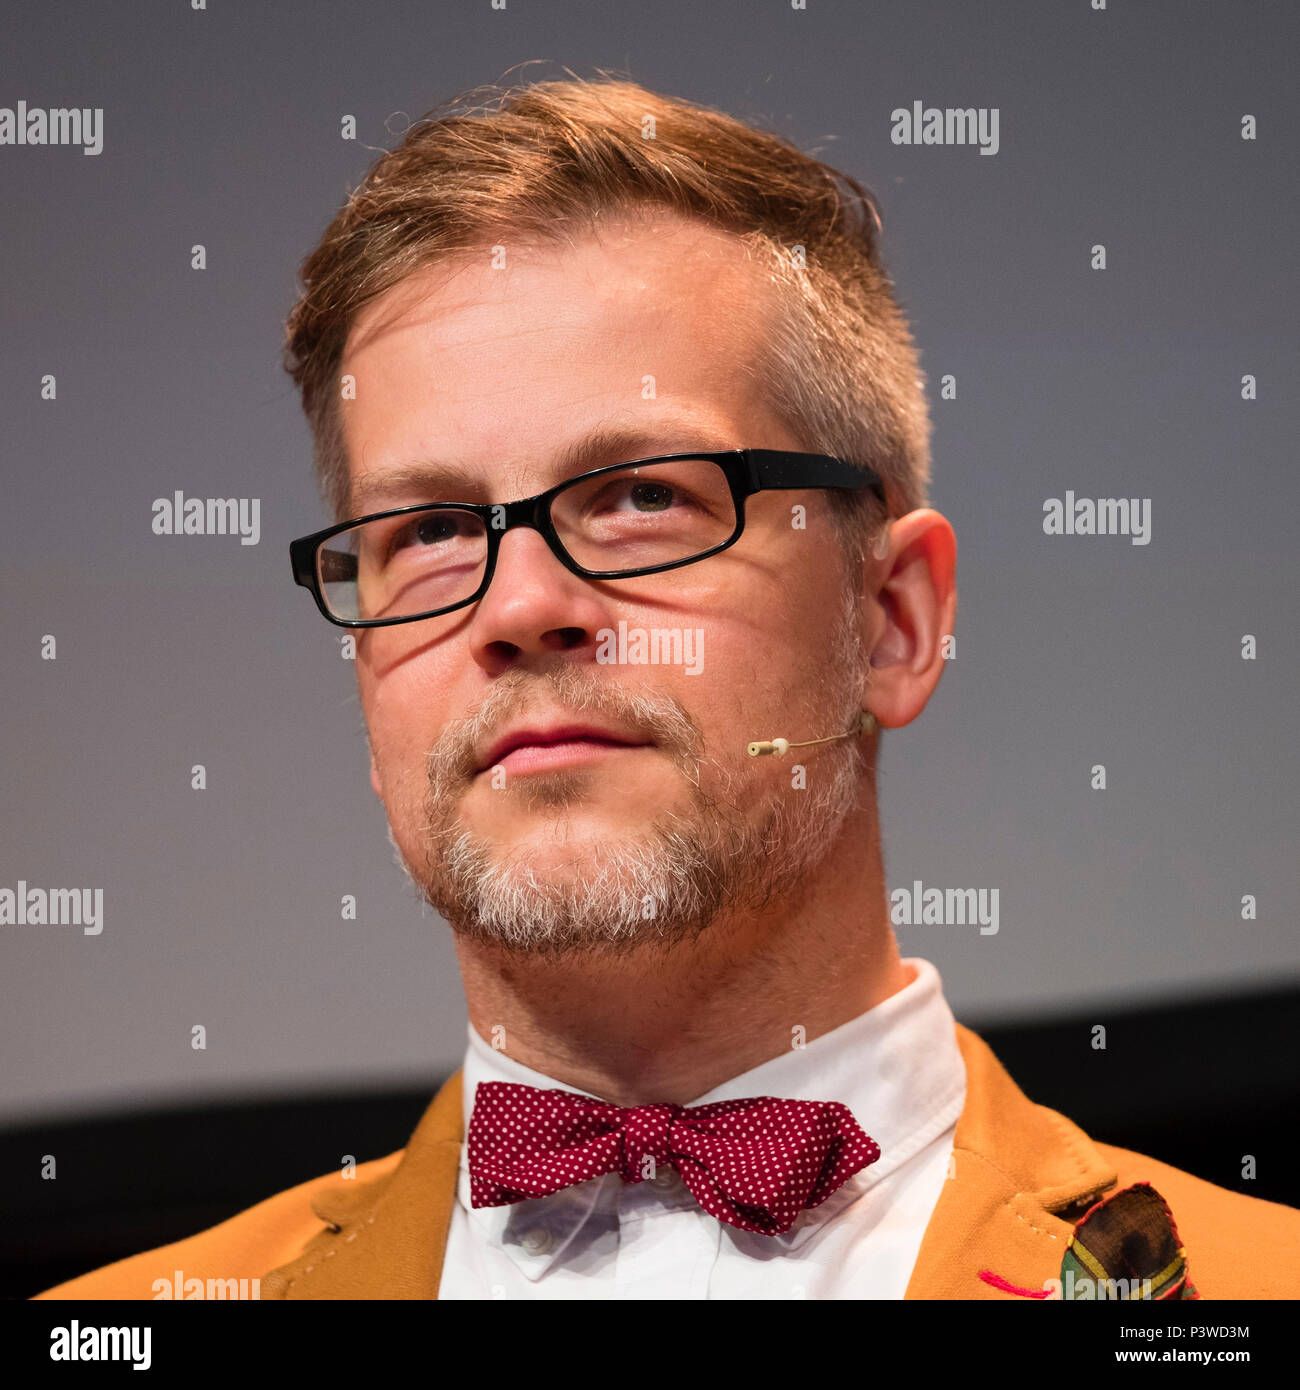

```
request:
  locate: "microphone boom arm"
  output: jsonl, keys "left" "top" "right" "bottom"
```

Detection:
{"left": 747, "top": 710, "right": 875, "bottom": 758}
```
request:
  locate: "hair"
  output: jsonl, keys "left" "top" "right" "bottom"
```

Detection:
{"left": 282, "top": 71, "right": 932, "bottom": 566}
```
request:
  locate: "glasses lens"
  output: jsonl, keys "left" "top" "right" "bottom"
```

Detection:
{"left": 551, "top": 457, "right": 737, "bottom": 573}
{"left": 317, "top": 507, "right": 488, "bottom": 622}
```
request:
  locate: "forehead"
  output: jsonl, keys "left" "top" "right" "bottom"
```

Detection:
{"left": 338, "top": 213, "right": 780, "bottom": 506}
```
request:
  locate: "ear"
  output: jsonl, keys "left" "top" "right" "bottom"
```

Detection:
{"left": 860, "top": 509, "right": 958, "bottom": 730}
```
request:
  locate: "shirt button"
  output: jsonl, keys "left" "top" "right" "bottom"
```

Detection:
{"left": 520, "top": 1227, "right": 554, "bottom": 1256}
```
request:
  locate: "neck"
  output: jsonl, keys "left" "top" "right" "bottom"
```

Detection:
{"left": 454, "top": 801, "right": 909, "bottom": 1106}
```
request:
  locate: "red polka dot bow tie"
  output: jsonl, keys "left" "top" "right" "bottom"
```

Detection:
{"left": 467, "top": 1080, "right": 882, "bottom": 1236}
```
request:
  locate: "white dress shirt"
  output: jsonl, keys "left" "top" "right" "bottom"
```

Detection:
{"left": 437, "top": 956, "right": 966, "bottom": 1299}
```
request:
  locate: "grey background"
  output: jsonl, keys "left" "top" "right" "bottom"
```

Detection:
{"left": 2, "top": 0, "right": 1296, "bottom": 1124}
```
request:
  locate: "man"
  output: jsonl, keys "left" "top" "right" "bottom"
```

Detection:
{"left": 36, "top": 75, "right": 1297, "bottom": 1300}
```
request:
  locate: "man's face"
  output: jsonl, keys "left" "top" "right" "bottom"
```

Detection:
{"left": 341, "top": 212, "right": 871, "bottom": 956}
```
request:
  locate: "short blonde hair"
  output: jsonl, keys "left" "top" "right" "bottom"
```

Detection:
{"left": 282, "top": 74, "right": 932, "bottom": 557}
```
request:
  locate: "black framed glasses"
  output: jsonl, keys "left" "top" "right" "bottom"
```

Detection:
{"left": 289, "top": 448, "right": 886, "bottom": 629}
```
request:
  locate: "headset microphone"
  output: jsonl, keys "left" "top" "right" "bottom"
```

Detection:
{"left": 747, "top": 709, "right": 876, "bottom": 758}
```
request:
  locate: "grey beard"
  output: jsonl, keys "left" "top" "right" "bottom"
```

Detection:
{"left": 387, "top": 596, "right": 870, "bottom": 959}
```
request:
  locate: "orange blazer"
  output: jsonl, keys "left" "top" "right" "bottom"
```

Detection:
{"left": 34, "top": 1024, "right": 1299, "bottom": 1300}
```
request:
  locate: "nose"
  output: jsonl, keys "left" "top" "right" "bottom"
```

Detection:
{"left": 464, "top": 523, "right": 614, "bottom": 675}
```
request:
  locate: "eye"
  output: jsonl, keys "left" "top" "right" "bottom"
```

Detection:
{"left": 389, "top": 511, "right": 467, "bottom": 553}
{"left": 596, "top": 478, "right": 699, "bottom": 515}
{"left": 621, "top": 480, "right": 677, "bottom": 512}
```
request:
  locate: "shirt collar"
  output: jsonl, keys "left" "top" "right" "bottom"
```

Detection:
{"left": 457, "top": 956, "right": 966, "bottom": 1279}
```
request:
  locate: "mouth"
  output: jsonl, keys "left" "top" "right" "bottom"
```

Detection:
{"left": 476, "top": 723, "right": 654, "bottom": 776}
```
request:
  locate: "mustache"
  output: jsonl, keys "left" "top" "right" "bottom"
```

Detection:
{"left": 425, "top": 665, "right": 706, "bottom": 797}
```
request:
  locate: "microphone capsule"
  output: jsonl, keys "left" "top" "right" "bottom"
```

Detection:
{"left": 747, "top": 737, "right": 790, "bottom": 757}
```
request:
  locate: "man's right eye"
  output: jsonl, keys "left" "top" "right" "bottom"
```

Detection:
{"left": 385, "top": 512, "right": 467, "bottom": 558}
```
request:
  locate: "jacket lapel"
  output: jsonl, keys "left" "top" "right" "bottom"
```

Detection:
{"left": 904, "top": 1023, "right": 1118, "bottom": 1298}
{"left": 261, "top": 1068, "right": 464, "bottom": 1299}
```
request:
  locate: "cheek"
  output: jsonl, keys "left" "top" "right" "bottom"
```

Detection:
{"left": 686, "top": 626, "right": 784, "bottom": 743}
{"left": 356, "top": 661, "right": 439, "bottom": 790}
{"left": 702, "top": 574, "right": 823, "bottom": 675}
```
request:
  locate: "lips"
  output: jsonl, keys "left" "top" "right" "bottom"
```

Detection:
{"left": 477, "top": 723, "right": 651, "bottom": 773}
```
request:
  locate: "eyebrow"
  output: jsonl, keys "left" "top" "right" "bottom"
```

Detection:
{"left": 347, "top": 420, "right": 740, "bottom": 515}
